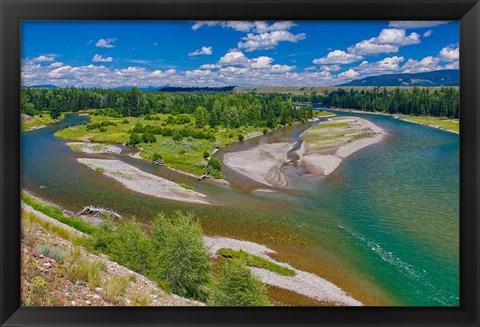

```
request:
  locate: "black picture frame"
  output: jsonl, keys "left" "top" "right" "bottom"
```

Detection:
{"left": 1, "top": 0, "right": 479, "bottom": 326}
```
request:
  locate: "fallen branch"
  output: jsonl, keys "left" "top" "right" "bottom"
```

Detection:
{"left": 80, "top": 206, "right": 122, "bottom": 220}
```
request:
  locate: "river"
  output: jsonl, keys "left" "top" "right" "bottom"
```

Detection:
{"left": 21, "top": 108, "right": 459, "bottom": 306}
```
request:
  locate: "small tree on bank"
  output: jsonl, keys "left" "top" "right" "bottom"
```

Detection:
{"left": 150, "top": 212, "right": 211, "bottom": 300}
{"left": 211, "top": 259, "right": 270, "bottom": 306}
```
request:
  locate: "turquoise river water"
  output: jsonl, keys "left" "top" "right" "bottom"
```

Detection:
{"left": 21, "top": 109, "right": 459, "bottom": 306}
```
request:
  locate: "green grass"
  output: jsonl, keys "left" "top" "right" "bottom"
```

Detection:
{"left": 67, "top": 255, "right": 106, "bottom": 290}
{"left": 179, "top": 183, "right": 193, "bottom": 190}
{"left": 217, "top": 248, "right": 295, "bottom": 277}
{"left": 22, "top": 210, "right": 85, "bottom": 244}
{"left": 21, "top": 113, "right": 55, "bottom": 131}
{"left": 314, "top": 110, "right": 336, "bottom": 117}
{"left": 21, "top": 192, "right": 98, "bottom": 235}
{"left": 55, "top": 112, "right": 264, "bottom": 177}
{"left": 314, "top": 121, "right": 349, "bottom": 129}
{"left": 401, "top": 115, "right": 459, "bottom": 133}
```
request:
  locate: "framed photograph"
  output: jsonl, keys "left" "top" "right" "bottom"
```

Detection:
{"left": 1, "top": 0, "right": 479, "bottom": 326}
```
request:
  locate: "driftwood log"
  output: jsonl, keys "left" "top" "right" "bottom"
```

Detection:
{"left": 80, "top": 206, "right": 122, "bottom": 220}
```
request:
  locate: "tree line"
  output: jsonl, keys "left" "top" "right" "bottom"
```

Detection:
{"left": 291, "top": 87, "right": 459, "bottom": 118}
{"left": 21, "top": 87, "right": 314, "bottom": 128}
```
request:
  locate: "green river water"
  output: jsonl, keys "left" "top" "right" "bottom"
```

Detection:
{"left": 21, "top": 109, "right": 459, "bottom": 306}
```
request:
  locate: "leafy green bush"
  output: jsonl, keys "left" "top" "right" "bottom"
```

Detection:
{"left": 152, "top": 152, "right": 163, "bottom": 161}
{"left": 132, "top": 122, "right": 144, "bottom": 133}
{"left": 203, "top": 151, "right": 210, "bottom": 160}
{"left": 150, "top": 212, "right": 211, "bottom": 300}
{"left": 207, "top": 157, "right": 222, "bottom": 171}
{"left": 122, "top": 119, "right": 129, "bottom": 124}
{"left": 99, "top": 127, "right": 107, "bottom": 132}
{"left": 262, "top": 128, "right": 268, "bottom": 135}
{"left": 128, "top": 133, "right": 142, "bottom": 146}
{"left": 172, "top": 134, "right": 183, "bottom": 142}
{"left": 238, "top": 134, "right": 244, "bottom": 141}
{"left": 211, "top": 259, "right": 270, "bottom": 306}
{"left": 107, "top": 219, "right": 153, "bottom": 276}
{"left": 142, "top": 132, "right": 157, "bottom": 143}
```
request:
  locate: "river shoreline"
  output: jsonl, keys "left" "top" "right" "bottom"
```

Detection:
{"left": 22, "top": 189, "right": 362, "bottom": 306}
{"left": 328, "top": 108, "right": 459, "bottom": 134}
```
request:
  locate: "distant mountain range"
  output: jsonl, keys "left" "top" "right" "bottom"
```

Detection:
{"left": 114, "top": 86, "right": 161, "bottom": 92}
{"left": 158, "top": 86, "right": 236, "bottom": 92}
{"left": 339, "top": 69, "right": 459, "bottom": 87}
{"left": 27, "top": 84, "right": 59, "bottom": 89}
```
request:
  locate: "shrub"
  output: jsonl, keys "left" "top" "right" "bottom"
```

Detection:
{"left": 91, "top": 216, "right": 116, "bottom": 253}
{"left": 172, "top": 134, "right": 182, "bottom": 142}
{"left": 152, "top": 152, "right": 162, "bottom": 161}
{"left": 99, "top": 127, "right": 107, "bottom": 132}
{"left": 132, "top": 122, "right": 144, "bottom": 133}
{"left": 142, "top": 132, "right": 157, "bottom": 143}
{"left": 107, "top": 219, "right": 152, "bottom": 276}
{"left": 211, "top": 259, "right": 270, "bottom": 306}
{"left": 203, "top": 151, "right": 210, "bottom": 160}
{"left": 150, "top": 212, "right": 211, "bottom": 300}
{"left": 161, "top": 128, "right": 173, "bottom": 137}
{"left": 37, "top": 243, "right": 66, "bottom": 264}
{"left": 128, "top": 133, "right": 142, "bottom": 146}
{"left": 176, "top": 115, "right": 191, "bottom": 124}
{"left": 86, "top": 123, "right": 101, "bottom": 131}
{"left": 31, "top": 276, "right": 47, "bottom": 296}
{"left": 122, "top": 119, "right": 129, "bottom": 124}
{"left": 238, "top": 134, "right": 244, "bottom": 141}
{"left": 208, "top": 157, "right": 222, "bottom": 171}
{"left": 262, "top": 128, "right": 268, "bottom": 135}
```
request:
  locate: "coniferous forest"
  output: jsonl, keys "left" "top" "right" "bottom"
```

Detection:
{"left": 21, "top": 87, "right": 314, "bottom": 128}
{"left": 292, "top": 87, "right": 459, "bottom": 118}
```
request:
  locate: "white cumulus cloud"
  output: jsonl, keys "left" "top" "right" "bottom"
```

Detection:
{"left": 439, "top": 46, "right": 459, "bottom": 61}
{"left": 376, "top": 29, "right": 421, "bottom": 46}
{"left": 188, "top": 46, "right": 213, "bottom": 56}
{"left": 95, "top": 38, "right": 117, "bottom": 48}
{"left": 313, "top": 50, "right": 363, "bottom": 65}
{"left": 402, "top": 56, "right": 441, "bottom": 73}
{"left": 92, "top": 54, "right": 113, "bottom": 62}
{"left": 238, "top": 30, "right": 306, "bottom": 52}
{"left": 338, "top": 69, "right": 359, "bottom": 78}
{"left": 33, "top": 55, "right": 55, "bottom": 62}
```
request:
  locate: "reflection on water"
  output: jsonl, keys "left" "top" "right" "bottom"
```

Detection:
{"left": 21, "top": 109, "right": 459, "bottom": 306}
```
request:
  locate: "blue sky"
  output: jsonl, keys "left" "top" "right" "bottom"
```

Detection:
{"left": 21, "top": 21, "right": 459, "bottom": 87}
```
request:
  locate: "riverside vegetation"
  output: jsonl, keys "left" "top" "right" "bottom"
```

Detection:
{"left": 22, "top": 88, "right": 320, "bottom": 177}
{"left": 21, "top": 192, "right": 274, "bottom": 306}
